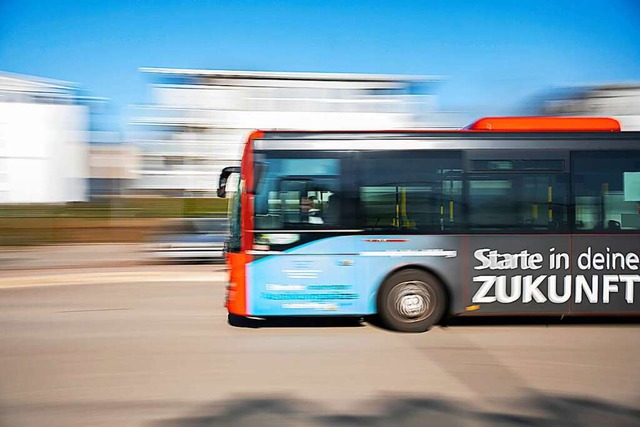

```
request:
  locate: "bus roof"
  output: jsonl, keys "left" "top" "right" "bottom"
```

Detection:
{"left": 248, "top": 117, "right": 640, "bottom": 152}
{"left": 249, "top": 117, "right": 623, "bottom": 141}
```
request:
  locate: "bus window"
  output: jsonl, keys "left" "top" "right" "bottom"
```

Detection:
{"left": 254, "top": 156, "right": 343, "bottom": 229}
{"left": 467, "top": 173, "right": 569, "bottom": 233}
{"left": 572, "top": 151, "right": 640, "bottom": 232}
{"left": 358, "top": 151, "right": 463, "bottom": 232}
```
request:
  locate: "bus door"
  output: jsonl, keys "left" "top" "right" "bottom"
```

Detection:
{"left": 248, "top": 154, "right": 362, "bottom": 316}
{"left": 464, "top": 152, "right": 572, "bottom": 315}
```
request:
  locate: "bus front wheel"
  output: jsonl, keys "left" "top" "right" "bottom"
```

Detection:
{"left": 377, "top": 269, "right": 446, "bottom": 333}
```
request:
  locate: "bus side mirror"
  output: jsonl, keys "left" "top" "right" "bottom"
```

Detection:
{"left": 217, "top": 183, "right": 226, "bottom": 198}
{"left": 218, "top": 167, "right": 241, "bottom": 198}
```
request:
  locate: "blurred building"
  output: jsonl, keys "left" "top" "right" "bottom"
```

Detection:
{"left": 89, "top": 144, "right": 139, "bottom": 199}
{"left": 131, "top": 68, "right": 443, "bottom": 197}
{"left": 0, "top": 71, "right": 89, "bottom": 203}
{"left": 87, "top": 99, "right": 139, "bottom": 199}
{"left": 538, "top": 83, "right": 640, "bottom": 130}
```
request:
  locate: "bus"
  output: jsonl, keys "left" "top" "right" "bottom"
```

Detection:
{"left": 217, "top": 116, "right": 640, "bottom": 332}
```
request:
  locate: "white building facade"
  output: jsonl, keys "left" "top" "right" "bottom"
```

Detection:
{"left": 131, "top": 68, "right": 442, "bottom": 197}
{"left": 0, "top": 72, "right": 89, "bottom": 203}
{"left": 540, "top": 83, "right": 640, "bottom": 131}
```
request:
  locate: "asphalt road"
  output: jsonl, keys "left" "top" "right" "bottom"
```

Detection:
{"left": 1, "top": 274, "right": 639, "bottom": 427}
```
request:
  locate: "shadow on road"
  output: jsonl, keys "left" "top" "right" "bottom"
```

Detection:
{"left": 228, "top": 313, "right": 640, "bottom": 331}
{"left": 228, "top": 314, "right": 365, "bottom": 329}
{"left": 443, "top": 315, "right": 640, "bottom": 328}
{"left": 149, "top": 394, "right": 640, "bottom": 427}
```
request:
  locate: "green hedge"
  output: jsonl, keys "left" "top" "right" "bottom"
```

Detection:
{"left": 0, "top": 197, "right": 229, "bottom": 219}
{"left": 0, "top": 198, "right": 231, "bottom": 245}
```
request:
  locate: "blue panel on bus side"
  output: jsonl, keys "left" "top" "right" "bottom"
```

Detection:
{"left": 247, "top": 236, "right": 362, "bottom": 316}
{"left": 246, "top": 235, "right": 464, "bottom": 316}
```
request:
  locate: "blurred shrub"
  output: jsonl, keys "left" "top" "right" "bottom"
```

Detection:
{"left": 0, "top": 197, "right": 229, "bottom": 245}
{"left": 0, "top": 197, "right": 229, "bottom": 218}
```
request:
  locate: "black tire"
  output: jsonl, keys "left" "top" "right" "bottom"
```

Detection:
{"left": 377, "top": 269, "right": 447, "bottom": 333}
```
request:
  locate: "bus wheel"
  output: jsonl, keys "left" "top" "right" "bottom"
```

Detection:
{"left": 377, "top": 269, "right": 446, "bottom": 333}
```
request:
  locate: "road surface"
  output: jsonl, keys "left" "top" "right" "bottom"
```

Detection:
{"left": 1, "top": 270, "right": 639, "bottom": 426}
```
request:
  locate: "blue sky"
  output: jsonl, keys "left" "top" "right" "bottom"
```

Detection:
{"left": 1, "top": 0, "right": 639, "bottom": 129}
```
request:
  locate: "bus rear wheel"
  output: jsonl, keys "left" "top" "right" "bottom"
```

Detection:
{"left": 377, "top": 269, "right": 446, "bottom": 333}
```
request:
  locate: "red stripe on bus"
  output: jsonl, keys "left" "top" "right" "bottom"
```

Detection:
{"left": 226, "top": 252, "right": 249, "bottom": 316}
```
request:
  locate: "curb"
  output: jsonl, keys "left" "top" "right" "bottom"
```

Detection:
{"left": 0, "top": 271, "right": 227, "bottom": 289}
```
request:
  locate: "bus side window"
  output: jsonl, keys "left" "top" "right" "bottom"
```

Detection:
{"left": 466, "top": 173, "right": 569, "bottom": 233}
{"left": 572, "top": 151, "right": 640, "bottom": 232}
{"left": 358, "top": 151, "right": 463, "bottom": 232}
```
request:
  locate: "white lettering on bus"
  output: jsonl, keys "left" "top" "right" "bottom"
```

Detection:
{"left": 547, "top": 275, "right": 572, "bottom": 304}
{"left": 472, "top": 276, "right": 497, "bottom": 303}
{"left": 495, "top": 275, "right": 521, "bottom": 303}
{"left": 474, "top": 249, "right": 543, "bottom": 270}
{"left": 471, "top": 274, "right": 640, "bottom": 304}
{"left": 522, "top": 275, "right": 547, "bottom": 303}
{"left": 620, "top": 275, "right": 638, "bottom": 303}
{"left": 577, "top": 247, "right": 640, "bottom": 271}
{"left": 603, "top": 275, "right": 619, "bottom": 303}
{"left": 575, "top": 275, "right": 598, "bottom": 304}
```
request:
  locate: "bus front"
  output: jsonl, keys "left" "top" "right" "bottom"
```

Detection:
{"left": 218, "top": 131, "right": 263, "bottom": 318}
{"left": 218, "top": 130, "right": 367, "bottom": 321}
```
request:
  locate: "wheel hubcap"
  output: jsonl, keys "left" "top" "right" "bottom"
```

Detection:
{"left": 391, "top": 280, "right": 434, "bottom": 323}
{"left": 399, "top": 294, "right": 426, "bottom": 317}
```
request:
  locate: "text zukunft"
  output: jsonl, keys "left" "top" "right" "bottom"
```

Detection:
{"left": 471, "top": 248, "right": 640, "bottom": 304}
{"left": 472, "top": 274, "right": 640, "bottom": 304}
